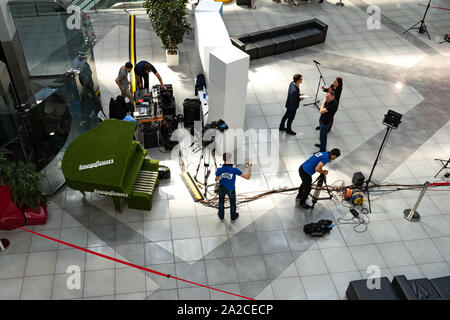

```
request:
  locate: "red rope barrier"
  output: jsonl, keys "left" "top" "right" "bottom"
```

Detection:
{"left": 20, "top": 227, "right": 254, "bottom": 300}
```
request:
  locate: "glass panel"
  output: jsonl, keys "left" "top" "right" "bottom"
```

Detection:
{"left": 11, "top": 2, "right": 87, "bottom": 77}
{"left": 9, "top": 2, "right": 37, "bottom": 18}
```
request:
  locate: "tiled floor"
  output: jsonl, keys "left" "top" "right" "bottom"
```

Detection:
{"left": 1, "top": 0, "right": 450, "bottom": 300}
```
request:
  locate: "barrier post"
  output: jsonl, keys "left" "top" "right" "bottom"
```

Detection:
{"left": 0, "top": 238, "right": 10, "bottom": 254}
{"left": 403, "top": 181, "right": 429, "bottom": 222}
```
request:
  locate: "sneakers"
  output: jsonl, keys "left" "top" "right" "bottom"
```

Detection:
{"left": 279, "top": 126, "right": 286, "bottom": 132}
{"left": 286, "top": 130, "right": 297, "bottom": 135}
{"left": 231, "top": 213, "right": 239, "bottom": 223}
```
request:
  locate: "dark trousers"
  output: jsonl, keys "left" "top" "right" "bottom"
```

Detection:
{"left": 297, "top": 165, "right": 312, "bottom": 204}
{"left": 218, "top": 185, "right": 237, "bottom": 220}
{"left": 280, "top": 108, "right": 297, "bottom": 130}
{"left": 137, "top": 73, "right": 149, "bottom": 89}
{"left": 319, "top": 122, "right": 330, "bottom": 152}
{"left": 328, "top": 117, "right": 334, "bottom": 132}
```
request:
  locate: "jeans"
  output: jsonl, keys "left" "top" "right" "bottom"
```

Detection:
{"left": 120, "top": 87, "right": 134, "bottom": 103}
{"left": 319, "top": 122, "right": 330, "bottom": 152}
{"left": 218, "top": 185, "right": 237, "bottom": 220}
{"left": 297, "top": 165, "right": 312, "bottom": 204}
{"left": 280, "top": 108, "right": 297, "bottom": 130}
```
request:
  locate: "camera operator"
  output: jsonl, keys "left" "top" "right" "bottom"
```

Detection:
{"left": 215, "top": 153, "right": 252, "bottom": 223}
{"left": 297, "top": 148, "right": 341, "bottom": 209}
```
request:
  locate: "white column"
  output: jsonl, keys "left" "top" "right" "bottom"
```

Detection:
{"left": 208, "top": 46, "right": 249, "bottom": 130}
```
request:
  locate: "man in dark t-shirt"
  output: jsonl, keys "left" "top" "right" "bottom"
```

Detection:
{"left": 315, "top": 91, "right": 338, "bottom": 152}
{"left": 134, "top": 60, "right": 166, "bottom": 90}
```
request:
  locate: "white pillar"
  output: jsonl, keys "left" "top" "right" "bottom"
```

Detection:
{"left": 208, "top": 46, "right": 249, "bottom": 130}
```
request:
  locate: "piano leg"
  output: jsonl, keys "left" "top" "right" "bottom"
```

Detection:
{"left": 113, "top": 196, "right": 121, "bottom": 214}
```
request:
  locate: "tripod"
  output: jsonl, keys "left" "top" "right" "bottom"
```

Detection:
{"left": 439, "top": 34, "right": 450, "bottom": 44}
{"left": 404, "top": 0, "right": 432, "bottom": 40}
{"left": 310, "top": 173, "right": 333, "bottom": 209}
{"left": 304, "top": 60, "right": 326, "bottom": 111}
{"left": 194, "top": 145, "right": 218, "bottom": 198}
{"left": 364, "top": 126, "right": 393, "bottom": 213}
{"left": 434, "top": 158, "right": 450, "bottom": 178}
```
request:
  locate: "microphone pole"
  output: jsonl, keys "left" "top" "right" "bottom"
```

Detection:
{"left": 304, "top": 60, "right": 327, "bottom": 110}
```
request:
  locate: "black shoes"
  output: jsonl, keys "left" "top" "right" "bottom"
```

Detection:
{"left": 319, "top": 0, "right": 324, "bottom": 3}
{"left": 315, "top": 126, "right": 320, "bottom": 130}
{"left": 231, "top": 212, "right": 239, "bottom": 223}
{"left": 299, "top": 203, "right": 311, "bottom": 209}
{"left": 314, "top": 143, "right": 321, "bottom": 148}
{"left": 280, "top": 127, "right": 296, "bottom": 135}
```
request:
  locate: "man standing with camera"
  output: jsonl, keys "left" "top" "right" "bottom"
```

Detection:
{"left": 215, "top": 153, "right": 252, "bottom": 223}
{"left": 297, "top": 148, "right": 341, "bottom": 209}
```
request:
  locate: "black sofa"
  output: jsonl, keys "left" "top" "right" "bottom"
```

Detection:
{"left": 346, "top": 275, "right": 450, "bottom": 300}
{"left": 230, "top": 19, "right": 328, "bottom": 60}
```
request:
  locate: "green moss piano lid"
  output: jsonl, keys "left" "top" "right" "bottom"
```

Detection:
{"left": 61, "top": 119, "right": 146, "bottom": 195}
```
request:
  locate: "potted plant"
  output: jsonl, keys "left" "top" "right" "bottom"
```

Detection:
{"left": 143, "top": 0, "right": 192, "bottom": 66}
{"left": 8, "top": 161, "right": 47, "bottom": 225}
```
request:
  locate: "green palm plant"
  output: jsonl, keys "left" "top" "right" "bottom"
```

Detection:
{"left": 0, "top": 148, "right": 13, "bottom": 185}
{"left": 142, "top": 0, "right": 192, "bottom": 54}
{"left": 8, "top": 161, "right": 46, "bottom": 211}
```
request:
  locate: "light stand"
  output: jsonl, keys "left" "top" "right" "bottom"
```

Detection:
{"left": 304, "top": 60, "right": 326, "bottom": 111}
{"left": 309, "top": 173, "right": 333, "bottom": 209}
{"left": 434, "top": 158, "right": 450, "bottom": 178}
{"left": 364, "top": 109, "right": 402, "bottom": 213}
{"left": 403, "top": 0, "right": 432, "bottom": 40}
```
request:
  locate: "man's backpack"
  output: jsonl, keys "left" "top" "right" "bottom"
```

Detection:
{"left": 195, "top": 74, "right": 206, "bottom": 96}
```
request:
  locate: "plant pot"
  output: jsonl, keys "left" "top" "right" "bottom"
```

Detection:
{"left": 0, "top": 184, "right": 25, "bottom": 230}
{"left": 23, "top": 205, "right": 48, "bottom": 226}
{"left": 166, "top": 50, "right": 179, "bottom": 67}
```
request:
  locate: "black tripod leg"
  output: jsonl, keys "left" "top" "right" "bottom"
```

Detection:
{"left": 404, "top": 21, "right": 421, "bottom": 34}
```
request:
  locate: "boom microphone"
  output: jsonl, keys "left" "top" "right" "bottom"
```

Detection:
{"left": 313, "top": 60, "right": 321, "bottom": 65}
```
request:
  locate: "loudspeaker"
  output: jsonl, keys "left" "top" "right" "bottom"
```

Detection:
{"left": 142, "top": 127, "right": 159, "bottom": 149}
{"left": 352, "top": 172, "right": 365, "bottom": 187}
{"left": 183, "top": 98, "right": 201, "bottom": 128}
{"left": 162, "top": 97, "right": 176, "bottom": 116}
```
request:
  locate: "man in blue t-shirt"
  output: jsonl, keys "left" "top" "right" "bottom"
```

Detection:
{"left": 215, "top": 153, "right": 252, "bottom": 222}
{"left": 297, "top": 148, "right": 341, "bottom": 209}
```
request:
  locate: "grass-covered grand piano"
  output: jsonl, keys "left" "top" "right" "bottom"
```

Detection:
{"left": 61, "top": 119, "right": 159, "bottom": 212}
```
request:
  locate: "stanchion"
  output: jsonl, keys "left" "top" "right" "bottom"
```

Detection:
{"left": 0, "top": 238, "right": 10, "bottom": 254}
{"left": 403, "top": 181, "right": 429, "bottom": 222}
